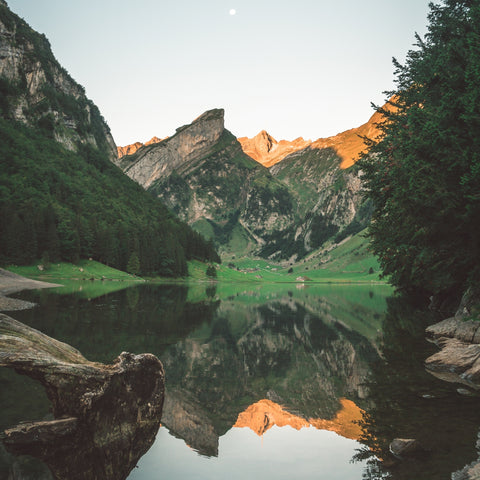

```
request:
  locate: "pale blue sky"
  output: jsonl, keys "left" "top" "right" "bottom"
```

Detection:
{"left": 8, "top": 0, "right": 431, "bottom": 146}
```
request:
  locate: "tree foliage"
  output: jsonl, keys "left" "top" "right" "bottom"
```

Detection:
{"left": 0, "top": 119, "right": 220, "bottom": 276}
{"left": 359, "top": 0, "right": 480, "bottom": 298}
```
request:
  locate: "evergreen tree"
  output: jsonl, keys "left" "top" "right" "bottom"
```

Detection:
{"left": 360, "top": 0, "right": 480, "bottom": 299}
{"left": 126, "top": 251, "right": 140, "bottom": 275}
{"left": 206, "top": 265, "right": 217, "bottom": 278}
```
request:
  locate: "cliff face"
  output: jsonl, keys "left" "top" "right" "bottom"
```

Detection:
{"left": 116, "top": 99, "right": 385, "bottom": 259}
{"left": 0, "top": 3, "right": 117, "bottom": 161}
{"left": 309, "top": 109, "right": 385, "bottom": 169}
{"left": 120, "top": 109, "right": 297, "bottom": 255}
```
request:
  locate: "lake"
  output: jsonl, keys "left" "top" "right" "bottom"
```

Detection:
{"left": 1, "top": 281, "right": 480, "bottom": 479}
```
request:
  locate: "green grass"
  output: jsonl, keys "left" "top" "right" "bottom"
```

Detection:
{"left": 191, "top": 218, "right": 215, "bottom": 240}
{"left": 6, "top": 260, "right": 144, "bottom": 300}
{"left": 199, "top": 231, "right": 386, "bottom": 286}
{"left": 7, "top": 259, "right": 142, "bottom": 281}
{"left": 291, "top": 230, "right": 383, "bottom": 282}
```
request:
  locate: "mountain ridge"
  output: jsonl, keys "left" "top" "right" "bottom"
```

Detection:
{"left": 0, "top": 1, "right": 219, "bottom": 274}
{"left": 117, "top": 106, "right": 378, "bottom": 260}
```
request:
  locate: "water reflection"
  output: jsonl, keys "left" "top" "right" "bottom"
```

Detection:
{"left": 354, "top": 295, "right": 480, "bottom": 479}
{"left": 1, "top": 283, "right": 389, "bottom": 478}
{"left": 160, "top": 295, "right": 381, "bottom": 456}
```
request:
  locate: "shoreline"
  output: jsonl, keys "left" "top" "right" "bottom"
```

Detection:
{"left": 0, "top": 268, "right": 62, "bottom": 312}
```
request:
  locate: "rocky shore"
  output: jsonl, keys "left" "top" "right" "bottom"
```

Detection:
{"left": 425, "top": 288, "right": 480, "bottom": 389}
{"left": 0, "top": 268, "right": 61, "bottom": 311}
{"left": 424, "top": 289, "right": 480, "bottom": 479}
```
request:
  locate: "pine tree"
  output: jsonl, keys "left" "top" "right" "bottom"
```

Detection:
{"left": 359, "top": 0, "right": 480, "bottom": 299}
{"left": 126, "top": 251, "right": 140, "bottom": 275}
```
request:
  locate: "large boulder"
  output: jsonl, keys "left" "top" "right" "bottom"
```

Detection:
{"left": 0, "top": 314, "right": 165, "bottom": 479}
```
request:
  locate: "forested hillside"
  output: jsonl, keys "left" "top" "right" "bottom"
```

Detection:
{"left": 0, "top": 2, "right": 219, "bottom": 276}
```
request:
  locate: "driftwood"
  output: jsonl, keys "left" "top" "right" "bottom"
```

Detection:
{"left": 0, "top": 313, "right": 165, "bottom": 479}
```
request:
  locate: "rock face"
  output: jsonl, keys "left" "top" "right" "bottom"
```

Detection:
{"left": 0, "top": 314, "right": 165, "bottom": 480}
{"left": 116, "top": 109, "right": 225, "bottom": 188}
{"left": 119, "top": 106, "right": 377, "bottom": 259}
{"left": 238, "top": 107, "right": 385, "bottom": 170}
{"left": 117, "top": 136, "right": 164, "bottom": 159}
{"left": 0, "top": 3, "right": 117, "bottom": 161}
{"left": 309, "top": 109, "right": 385, "bottom": 169}
{"left": 425, "top": 317, "right": 480, "bottom": 388}
{"left": 119, "top": 109, "right": 297, "bottom": 256}
{"left": 238, "top": 131, "right": 311, "bottom": 168}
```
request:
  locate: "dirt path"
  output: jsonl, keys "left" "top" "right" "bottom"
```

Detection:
{"left": 0, "top": 268, "right": 62, "bottom": 311}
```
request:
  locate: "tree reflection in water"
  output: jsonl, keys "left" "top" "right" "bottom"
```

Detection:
{"left": 355, "top": 295, "right": 480, "bottom": 479}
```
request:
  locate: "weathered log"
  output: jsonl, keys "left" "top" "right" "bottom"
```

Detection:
{"left": 0, "top": 313, "right": 165, "bottom": 479}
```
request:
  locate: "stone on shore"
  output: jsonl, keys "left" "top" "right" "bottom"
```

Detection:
{"left": 0, "top": 313, "right": 165, "bottom": 479}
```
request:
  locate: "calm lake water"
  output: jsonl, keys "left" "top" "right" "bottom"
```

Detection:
{"left": 1, "top": 281, "right": 480, "bottom": 479}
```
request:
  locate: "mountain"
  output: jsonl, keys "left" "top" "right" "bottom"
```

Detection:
{"left": 118, "top": 109, "right": 297, "bottom": 256}
{"left": 118, "top": 106, "right": 382, "bottom": 260}
{"left": 0, "top": 3, "right": 117, "bottom": 162}
{"left": 237, "top": 131, "right": 311, "bottom": 168}
{"left": 0, "top": 2, "right": 219, "bottom": 274}
{"left": 117, "top": 136, "right": 164, "bottom": 158}
{"left": 237, "top": 109, "right": 385, "bottom": 258}
{"left": 239, "top": 109, "right": 383, "bottom": 170}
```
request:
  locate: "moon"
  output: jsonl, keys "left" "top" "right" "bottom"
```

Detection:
{"left": 229, "top": 8, "right": 236, "bottom": 15}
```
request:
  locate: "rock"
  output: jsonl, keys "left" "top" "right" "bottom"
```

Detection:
{"left": 426, "top": 317, "right": 460, "bottom": 341}
{"left": 453, "top": 460, "right": 480, "bottom": 480}
{"left": 117, "top": 137, "right": 166, "bottom": 159}
{"left": 0, "top": 313, "right": 165, "bottom": 479}
{"left": 425, "top": 337, "right": 480, "bottom": 388}
{"left": 456, "top": 286, "right": 480, "bottom": 320}
{"left": 457, "top": 388, "right": 476, "bottom": 397}
{"left": 426, "top": 317, "right": 480, "bottom": 344}
{"left": 117, "top": 109, "right": 225, "bottom": 188}
{"left": 389, "top": 438, "right": 424, "bottom": 458}
{"left": 238, "top": 130, "right": 311, "bottom": 168}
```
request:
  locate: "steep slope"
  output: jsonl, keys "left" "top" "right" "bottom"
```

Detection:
{"left": 120, "top": 109, "right": 297, "bottom": 255}
{"left": 309, "top": 109, "right": 385, "bottom": 169}
{"left": 252, "top": 109, "right": 386, "bottom": 259}
{"left": 0, "top": 2, "right": 219, "bottom": 275}
{"left": 260, "top": 147, "right": 371, "bottom": 259}
{"left": 0, "top": 3, "right": 116, "bottom": 161}
{"left": 117, "top": 102, "right": 386, "bottom": 261}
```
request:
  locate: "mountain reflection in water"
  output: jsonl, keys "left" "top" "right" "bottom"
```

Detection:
{"left": 5, "top": 285, "right": 480, "bottom": 479}
{"left": 234, "top": 398, "right": 363, "bottom": 440}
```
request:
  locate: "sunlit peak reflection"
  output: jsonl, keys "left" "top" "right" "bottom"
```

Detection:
{"left": 233, "top": 398, "right": 363, "bottom": 440}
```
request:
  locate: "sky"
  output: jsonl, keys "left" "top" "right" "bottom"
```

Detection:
{"left": 7, "top": 0, "right": 432, "bottom": 146}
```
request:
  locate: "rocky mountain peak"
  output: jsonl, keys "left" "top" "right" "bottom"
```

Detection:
{"left": 238, "top": 131, "right": 311, "bottom": 167}
{"left": 117, "top": 136, "right": 165, "bottom": 159}
{"left": 116, "top": 108, "right": 226, "bottom": 189}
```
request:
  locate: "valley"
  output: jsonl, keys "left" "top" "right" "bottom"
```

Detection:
{"left": 116, "top": 103, "right": 384, "bottom": 264}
